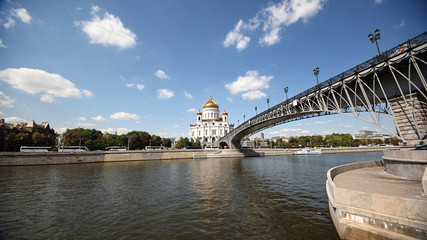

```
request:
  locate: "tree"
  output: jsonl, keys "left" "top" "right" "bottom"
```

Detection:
{"left": 161, "top": 138, "right": 172, "bottom": 148}
{"left": 175, "top": 137, "right": 191, "bottom": 149}
{"left": 192, "top": 139, "right": 201, "bottom": 147}
{"left": 32, "top": 132, "right": 47, "bottom": 146}
{"left": 127, "top": 131, "right": 151, "bottom": 150}
{"left": 151, "top": 135, "right": 162, "bottom": 146}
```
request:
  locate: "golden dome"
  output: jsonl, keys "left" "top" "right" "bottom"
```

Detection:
{"left": 203, "top": 97, "right": 219, "bottom": 109}
{"left": 196, "top": 109, "right": 202, "bottom": 115}
{"left": 222, "top": 109, "right": 228, "bottom": 115}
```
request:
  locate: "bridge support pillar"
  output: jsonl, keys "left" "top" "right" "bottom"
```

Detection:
{"left": 391, "top": 93, "right": 427, "bottom": 146}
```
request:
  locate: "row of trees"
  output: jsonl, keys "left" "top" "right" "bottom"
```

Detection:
{"left": 3, "top": 128, "right": 400, "bottom": 152}
{"left": 264, "top": 133, "right": 399, "bottom": 148}
{"left": 2, "top": 132, "right": 56, "bottom": 152}
{"left": 62, "top": 128, "right": 173, "bottom": 151}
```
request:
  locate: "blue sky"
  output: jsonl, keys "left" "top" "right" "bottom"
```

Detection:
{"left": 0, "top": 0, "right": 426, "bottom": 139}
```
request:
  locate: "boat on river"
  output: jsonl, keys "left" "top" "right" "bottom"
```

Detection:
{"left": 295, "top": 148, "right": 322, "bottom": 155}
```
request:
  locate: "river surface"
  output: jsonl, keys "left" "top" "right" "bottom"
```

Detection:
{"left": 0, "top": 152, "right": 383, "bottom": 239}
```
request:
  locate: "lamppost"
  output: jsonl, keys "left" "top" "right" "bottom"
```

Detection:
{"left": 313, "top": 67, "right": 319, "bottom": 85}
{"left": 284, "top": 87, "right": 288, "bottom": 100}
{"left": 255, "top": 106, "right": 257, "bottom": 115}
{"left": 267, "top": 98, "right": 270, "bottom": 109}
{"left": 243, "top": 115, "right": 245, "bottom": 122}
{"left": 78, "top": 138, "right": 83, "bottom": 148}
{"left": 238, "top": 119, "right": 240, "bottom": 125}
{"left": 368, "top": 28, "right": 381, "bottom": 55}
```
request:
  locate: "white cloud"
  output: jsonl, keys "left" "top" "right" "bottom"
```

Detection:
{"left": 225, "top": 70, "right": 273, "bottom": 96}
{"left": 374, "top": 0, "right": 384, "bottom": 4}
{"left": 314, "top": 120, "right": 333, "bottom": 125}
{"left": 77, "top": 117, "right": 87, "bottom": 121}
{"left": 13, "top": 8, "right": 32, "bottom": 24}
{"left": 76, "top": 9, "right": 136, "bottom": 50}
{"left": 186, "top": 108, "right": 196, "bottom": 112}
{"left": 226, "top": 97, "right": 233, "bottom": 102}
{"left": 110, "top": 112, "right": 139, "bottom": 120}
{"left": 126, "top": 83, "right": 144, "bottom": 90}
{"left": 269, "top": 128, "right": 310, "bottom": 136}
{"left": 321, "top": 131, "right": 332, "bottom": 135}
{"left": 57, "top": 127, "right": 69, "bottom": 134}
{"left": 92, "top": 115, "right": 106, "bottom": 121}
{"left": 101, "top": 127, "right": 130, "bottom": 135}
{"left": 40, "top": 94, "right": 55, "bottom": 103}
{"left": 362, "top": 127, "right": 370, "bottom": 130}
{"left": 76, "top": 122, "right": 97, "bottom": 127}
{"left": 223, "top": 19, "right": 255, "bottom": 51}
{"left": 3, "top": 8, "right": 32, "bottom": 29}
{"left": 242, "top": 90, "right": 267, "bottom": 100}
{"left": 5, "top": 117, "right": 27, "bottom": 124}
{"left": 82, "top": 89, "right": 93, "bottom": 97}
{"left": 223, "top": 0, "right": 325, "bottom": 50}
{"left": 184, "top": 91, "right": 193, "bottom": 99}
{"left": 0, "top": 68, "right": 91, "bottom": 103}
{"left": 0, "top": 91, "right": 15, "bottom": 107}
{"left": 173, "top": 124, "right": 179, "bottom": 128}
{"left": 0, "top": 39, "right": 6, "bottom": 48}
{"left": 157, "top": 89, "right": 175, "bottom": 99}
{"left": 90, "top": 5, "right": 101, "bottom": 15}
{"left": 4, "top": 17, "right": 16, "bottom": 29}
{"left": 394, "top": 19, "right": 405, "bottom": 29}
{"left": 155, "top": 70, "right": 170, "bottom": 79}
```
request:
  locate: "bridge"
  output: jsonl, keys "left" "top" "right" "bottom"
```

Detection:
{"left": 218, "top": 32, "right": 427, "bottom": 149}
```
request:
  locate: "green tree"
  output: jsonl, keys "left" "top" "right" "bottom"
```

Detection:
{"left": 151, "top": 135, "right": 162, "bottom": 146}
{"left": 192, "top": 139, "right": 201, "bottom": 147}
{"left": 127, "top": 131, "right": 151, "bottom": 150}
{"left": 175, "top": 137, "right": 191, "bottom": 149}
{"left": 32, "top": 132, "right": 47, "bottom": 146}
{"left": 161, "top": 138, "right": 172, "bottom": 148}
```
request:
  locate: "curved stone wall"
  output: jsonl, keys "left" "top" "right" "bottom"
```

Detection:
{"left": 382, "top": 149, "right": 427, "bottom": 180}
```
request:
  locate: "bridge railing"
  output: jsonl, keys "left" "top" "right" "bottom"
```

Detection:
{"left": 223, "top": 31, "right": 427, "bottom": 140}
{"left": 290, "top": 31, "right": 427, "bottom": 106}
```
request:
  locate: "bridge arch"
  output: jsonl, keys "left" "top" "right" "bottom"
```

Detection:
{"left": 217, "top": 32, "right": 427, "bottom": 149}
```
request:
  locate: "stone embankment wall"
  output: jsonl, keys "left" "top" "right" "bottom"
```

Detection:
{"left": 383, "top": 148, "right": 427, "bottom": 180}
{"left": 0, "top": 147, "right": 393, "bottom": 166}
{"left": 0, "top": 150, "right": 207, "bottom": 166}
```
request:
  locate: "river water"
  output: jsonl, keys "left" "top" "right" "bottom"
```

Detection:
{"left": 0, "top": 152, "right": 382, "bottom": 239}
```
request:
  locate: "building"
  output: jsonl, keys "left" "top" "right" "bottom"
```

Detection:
{"left": 354, "top": 130, "right": 391, "bottom": 140}
{"left": 189, "top": 97, "right": 234, "bottom": 148}
{"left": 0, "top": 119, "right": 55, "bottom": 151}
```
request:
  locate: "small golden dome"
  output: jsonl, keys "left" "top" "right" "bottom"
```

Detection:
{"left": 222, "top": 109, "right": 228, "bottom": 115}
{"left": 196, "top": 109, "right": 202, "bottom": 115}
{"left": 203, "top": 97, "right": 219, "bottom": 109}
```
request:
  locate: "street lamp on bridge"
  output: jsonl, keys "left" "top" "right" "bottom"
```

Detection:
{"left": 284, "top": 87, "right": 288, "bottom": 100}
{"left": 313, "top": 67, "right": 319, "bottom": 85}
{"left": 368, "top": 28, "right": 381, "bottom": 55}
{"left": 267, "top": 98, "right": 270, "bottom": 109}
{"left": 255, "top": 106, "right": 257, "bottom": 115}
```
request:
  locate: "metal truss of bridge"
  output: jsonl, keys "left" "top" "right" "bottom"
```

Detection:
{"left": 218, "top": 32, "right": 427, "bottom": 149}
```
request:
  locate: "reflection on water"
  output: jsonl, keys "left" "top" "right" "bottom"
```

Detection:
{"left": 0, "top": 152, "right": 382, "bottom": 239}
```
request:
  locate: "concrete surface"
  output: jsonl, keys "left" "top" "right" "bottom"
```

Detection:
{"left": 383, "top": 149, "right": 427, "bottom": 180}
{"left": 327, "top": 161, "right": 427, "bottom": 239}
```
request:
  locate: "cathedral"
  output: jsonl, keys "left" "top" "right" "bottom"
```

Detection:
{"left": 189, "top": 97, "right": 234, "bottom": 148}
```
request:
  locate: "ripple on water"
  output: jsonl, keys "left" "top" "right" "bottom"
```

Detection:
{"left": 0, "top": 152, "right": 382, "bottom": 239}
